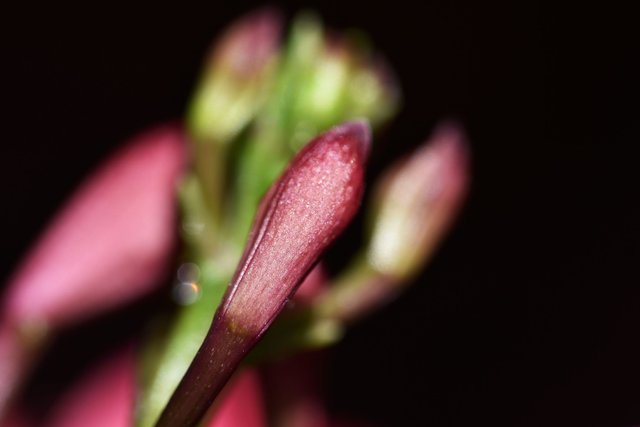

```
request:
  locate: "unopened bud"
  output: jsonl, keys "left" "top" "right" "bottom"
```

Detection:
{"left": 283, "top": 14, "right": 400, "bottom": 151}
{"left": 156, "top": 120, "right": 370, "bottom": 427}
{"left": 188, "top": 9, "right": 282, "bottom": 142}
{"left": 3, "top": 125, "right": 185, "bottom": 330}
{"left": 367, "top": 122, "right": 469, "bottom": 279}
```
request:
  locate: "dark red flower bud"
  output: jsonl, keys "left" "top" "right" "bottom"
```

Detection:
{"left": 156, "top": 120, "right": 370, "bottom": 427}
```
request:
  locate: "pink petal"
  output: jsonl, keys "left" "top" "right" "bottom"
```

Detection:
{"left": 206, "top": 369, "right": 267, "bottom": 427}
{"left": 292, "top": 263, "right": 328, "bottom": 305}
{"left": 3, "top": 124, "right": 186, "bottom": 329}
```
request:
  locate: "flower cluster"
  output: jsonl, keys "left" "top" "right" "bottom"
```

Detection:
{"left": 0, "top": 9, "right": 468, "bottom": 427}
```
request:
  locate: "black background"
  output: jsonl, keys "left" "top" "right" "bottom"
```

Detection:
{"left": 1, "top": 1, "right": 638, "bottom": 426}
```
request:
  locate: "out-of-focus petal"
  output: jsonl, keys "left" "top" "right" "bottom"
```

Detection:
{"left": 0, "top": 322, "right": 30, "bottom": 418}
{"left": 206, "top": 369, "right": 267, "bottom": 427}
{"left": 3, "top": 124, "right": 186, "bottom": 329}
{"left": 292, "top": 263, "right": 328, "bottom": 305}
{"left": 262, "top": 352, "right": 330, "bottom": 427}
{"left": 48, "top": 348, "right": 135, "bottom": 427}
{"left": 3, "top": 410, "right": 32, "bottom": 427}
{"left": 47, "top": 352, "right": 266, "bottom": 427}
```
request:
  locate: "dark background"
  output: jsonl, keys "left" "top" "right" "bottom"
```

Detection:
{"left": 1, "top": 1, "right": 638, "bottom": 426}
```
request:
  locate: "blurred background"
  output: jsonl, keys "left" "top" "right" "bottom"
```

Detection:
{"left": 1, "top": 1, "right": 638, "bottom": 426}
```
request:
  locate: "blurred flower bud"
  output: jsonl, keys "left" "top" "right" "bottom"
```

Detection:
{"left": 3, "top": 125, "right": 186, "bottom": 330}
{"left": 280, "top": 14, "right": 400, "bottom": 151}
{"left": 367, "top": 122, "right": 469, "bottom": 280}
{"left": 314, "top": 122, "right": 469, "bottom": 324}
{"left": 188, "top": 9, "right": 282, "bottom": 142}
{"left": 0, "top": 126, "right": 184, "bottom": 419}
{"left": 156, "top": 120, "right": 370, "bottom": 427}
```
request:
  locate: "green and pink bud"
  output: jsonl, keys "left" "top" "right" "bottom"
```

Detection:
{"left": 367, "top": 122, "right": 469, "bottom": 280}
{"left": 188, "top": 9, "right": 282, "bottom": 143}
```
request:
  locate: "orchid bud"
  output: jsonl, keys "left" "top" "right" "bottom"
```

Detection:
{"left": 156, "top": 120, "right": 370, "bottom": 427}
{"left": 367, "top": 122, "right": 469, "bottom": 280}
{"left": 188, "top": 9, "right": 281, "bottom": 143}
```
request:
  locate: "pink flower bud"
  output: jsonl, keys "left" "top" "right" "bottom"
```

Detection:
{"left": 157, "top": 120, "right": 370, "bottom": 427}
{"left": 316, "top": 121, "right": 469, "bottom": 323}
{"left": 3, "top": 125, "right": 186, "bottom": 329}
{"left": 209, "top": 8, "right": 281, "bottom": 79}
{"left": 189, "top": 9, "right": 282, "bottom": 142}
{"left": 367, "top": 121, "right": 469, "bottom": 280}
{"left": 222, "top": 120, "right": 369, "bottom": 335}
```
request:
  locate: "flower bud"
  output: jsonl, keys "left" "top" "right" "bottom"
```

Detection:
{"left": 313, "top": 122, "right": 469, "bottom": 324}
{"left": 156, "top": 120, "right": 370, "bottom": 427}
{"left": 2, "top": 125, "right": 186, "bottom": 329}
{"left": 188, "top": 9, "right": 282, "bottom": 142}
{"left": 0, "top": 125, "right": 184, "bottom": 420}
{"left": 367, "top": 122, "right": 469, "bottom": 279}
{"left": 279, "top": 14, "right": 400, "bottom": 151}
